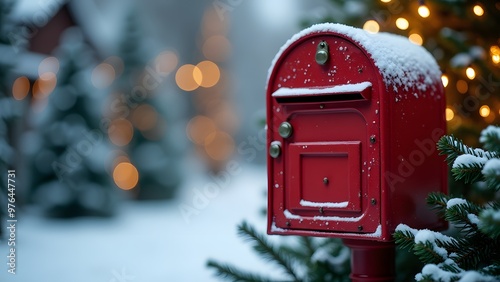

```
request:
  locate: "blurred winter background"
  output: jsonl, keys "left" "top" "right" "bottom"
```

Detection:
{"left": 0, "top": 0, "right": 332, "bottom": 281}
{"left": 1, "top": 0, "right": 500, "bottom": 281}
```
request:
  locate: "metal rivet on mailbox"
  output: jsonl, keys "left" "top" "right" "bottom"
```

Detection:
{"left": 315, "top": 41, "right": 329, "bottom": 65}
{"left": 323, "top": 177, "right": 329, "bottom": 185}
{"left": 370, "top": 135, "right": 376, "bottom": 144}
{"left": 269, "top": 141, "right": 281, "bottom": 158}
{"left": 279, "top": 122, "right": 293, "bottom": 138}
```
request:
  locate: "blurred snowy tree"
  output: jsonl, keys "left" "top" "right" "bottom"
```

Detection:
{"left": 0, "top": 0, "right": 24, "bottom": 236}
{"left": 25, "top": 28, "right": 116, "bottom": 218}
{"left": 109, "top": 5, "right": 182, "bottom": 199}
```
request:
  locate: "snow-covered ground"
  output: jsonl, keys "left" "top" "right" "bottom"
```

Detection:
{"left": 0, "top": 164, "right": 284, "bottom": 282}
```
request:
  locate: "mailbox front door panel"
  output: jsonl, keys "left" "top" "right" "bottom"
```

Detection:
{"left": 268, "top": 33, "right": 382, "bottom": 236}
{"left": 288, "top": 141, "right": 362, "bottom": 214}
{"left": 276, "top": 109, "right": 379, "bottom": 234}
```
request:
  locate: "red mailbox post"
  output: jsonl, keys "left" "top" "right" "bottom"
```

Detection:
{"left": 266, "top": 23, "right": 447, "bottom": 281}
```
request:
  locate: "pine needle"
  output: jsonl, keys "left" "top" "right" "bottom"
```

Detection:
{"left": 451, "top": 164, "right": 484, "bottom": 184}
{"left": 206, "top": 260, "right": 275, "bottom": 282}
{"left": 479, "top": 208, "right": 500, "bottom": 239}
{"left": 237, "top": 222, "right": 300, "bottom": 281}
{"left": 437, "top": 135, "right": 476, "bottom": 165}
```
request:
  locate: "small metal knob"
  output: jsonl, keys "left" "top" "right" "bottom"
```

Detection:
{"left": 315, "top": 41, "right": 329, "bottom": 65}
{"left": 278, "top": 122, "right": 293, "bottom": 138}
{"left": 269, "top": 141, "right": 281, "bottom": 158}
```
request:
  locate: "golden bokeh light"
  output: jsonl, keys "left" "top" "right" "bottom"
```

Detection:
{"left": 492, "top": 54, "right": 500, "bottom": 64}
{"left": 380, "top": 0, "right": 392, "bottom": 3}
{"left": 104, "top": 56, "right": 124, "bottom": 77}
{"left": 203, "top": 35, "right": 231, "bottom": 62}
{"left": 186, "top": 115, "right": 217, "bottom": 145}
{"left": 197, "top": 60, "right": 220, "bottom": 88}
{"left": 113, "top": 162, "right": 139, "bottom": 190}
{"left": 363, "top": 20, "right": 380, "bottom": 34}
{"left": 441, "top": 74, "right": 449, "bottom": 87}
{"left": 491, "top": 46, "right": 500, "bottom": 64}
{"left": 92, "top": 63, "right": 116, "bottom": 89}
{"left": 408, "top": 33, "right": 423, "bottom": 45}
{"left": 395, "top": 18, "right": 409, "bottom": 30}
{"left": 33, "top": 72, "right": 57, "bottom": 99}
{"left": 12, "top": 76, "right": 30, "bottom": 100}
{"left": 418, "top": 5, "right": 430, "bottom": 18}
{"left": 131, "top": 104, "right": 158, "bottom": 131}
{"left": 154, "top": 51, "right": 178, "bottom": 75}
{"left": 465, "top": 67, "right": 476, "bottom": 80}
{"left": 38, "top": 56, "right": 60, "bottom": 77}
{"left": 204, "top": 131, "right": 235, "bottom": 161}
{"left": 108, "top": 118, "right": 134, "bottom": 147}
{"left": 456, "top": 80, "right": 468, "bottom": 94}
{"left": 445, "top": 107, "right": 454, "bottom": 121}
{"left": 473, "top": 5, "right": 484, "bottom": 16}
{"left": 175, "top": 64, "right": 202, "bottom": 91}
{"left": 479, "top": 105, "right": 490, "bottom": 117}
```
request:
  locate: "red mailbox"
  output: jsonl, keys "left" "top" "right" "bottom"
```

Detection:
{"left": 267, "top": 23, "right": 447, "bottom": 241}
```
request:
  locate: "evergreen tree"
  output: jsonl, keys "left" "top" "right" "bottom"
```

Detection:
{"left": 111, "top": 5, "right": 182, "bottom": 199}
{"left": 207, "top": 222, "right": 351, "bottom": 282}
{"left": 25, "top": 28, "right": 116, "bottom": 218}
{"left": 394, "top": 126, "right": 500, "bottom": 281}
{"left": 0, "top": 0, "right": 23, "bottom": 237}
{"left": 306, "top": 0, "right": 500, "bottom": 147}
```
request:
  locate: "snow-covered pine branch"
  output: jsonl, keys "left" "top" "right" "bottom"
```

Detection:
{"left": 395, "top": 125, "right": 500, "bottom": 282}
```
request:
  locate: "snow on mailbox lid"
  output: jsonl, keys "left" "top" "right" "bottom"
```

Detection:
{"left": 267, "top": 22, "right": 442, "bottom": 95}
{"left": 266, "top": 23, "right": 447, "bottom": 241}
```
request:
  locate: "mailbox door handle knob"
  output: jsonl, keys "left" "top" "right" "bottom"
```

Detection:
{"left": 269, "top": 141, "right": 282, "bottom": 158}
{"left": 279, "top": 122, "right": 293, "bottom": 138}
{"left": 315, "top": 41, "right": 329, "bottom": 65}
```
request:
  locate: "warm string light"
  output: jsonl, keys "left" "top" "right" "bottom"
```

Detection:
{"left": 490, "top": 45, "right": 500, "bottom": 64}
{"left": 395, "top": 18, "right": 409, "bottom": 30}
{"left": 473, "top": 5, "right": 484, "bottom": 16}
{"left": 408, "top": 33, "right": 423, "bottom": 45}
{"left": 479, "top": 105, "right": 490, "bottom": 117}
{"left": 175, "top": 60, "right": 220, "bottom": 91}
{"left": 465, "top": 66, "right": 476, "bottom": 80}
{"left": 445, "top": 107, "right": 455, "bottom": 121}
{"left": 441, "top": 74, "right": 449, "bottom": 87}
{"left": 12, "top": 76, "right": 30, "bottom": 100}
{"left": 418, "top": 5, "right": 430, "bottom": 18}
{"left": 380, "top": 0, "right": 392, "bottom": 3}
{"left": 363, "top": 20, "right": 380, "bottom": 34}
{"left": 113, "top": 162, "right": 139, "bottom": 190}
